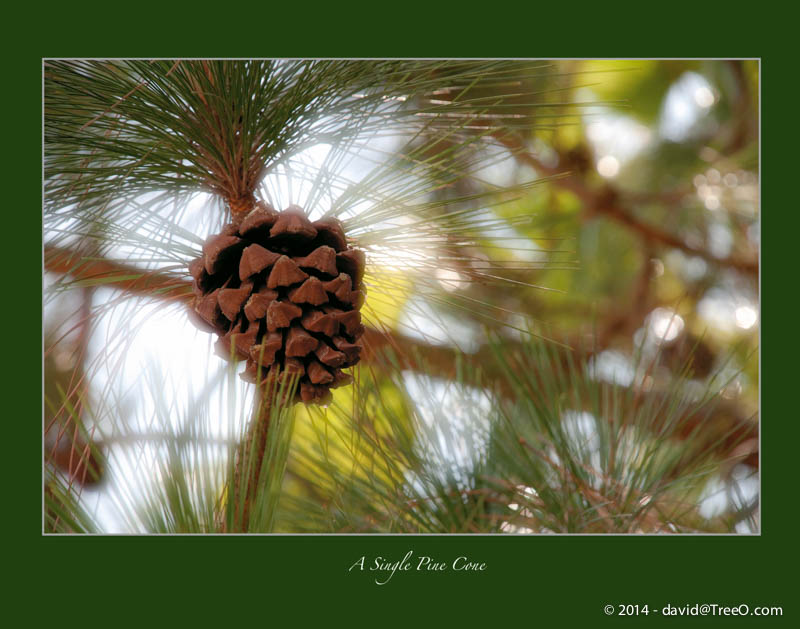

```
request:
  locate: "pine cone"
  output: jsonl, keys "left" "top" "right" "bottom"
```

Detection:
{"left": 188, "top": 202, "right": 365, "bottom": 404}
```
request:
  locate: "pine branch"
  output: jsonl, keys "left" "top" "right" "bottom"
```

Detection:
{"left": 45, "top": 245, "right": 193, "bottom": 302}
{"left": 282, "top": 338, "right": 754, "bottom": 534}
{"left": 44, "top": 244, "right": 757, "bottom": 469}
{"left": 45, "top": 60, "right": 556, "bottom": 219}
{"left": 493, "top": 131, "right": 759, "bottom": 276}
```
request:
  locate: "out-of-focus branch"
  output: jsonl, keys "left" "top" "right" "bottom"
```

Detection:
{"left": 363, "top": 326, "right": 757, "bottom": 468}
{"left": 46, "top": 284, "right": 105, "bottom": 489}
{"left": 45, "top": 245, "right": 194, "bottom": 303}
{"left": 493, "top": 132, "right": 758, "bottom": 276}
{"left": 593, "top": 194, "right": 758, "bottom": 275}
{"left": 45, "top": 245, "right": 758, "bottom": 467}
{"left": 723, "top": 60, "right": 757, "bottom": 155}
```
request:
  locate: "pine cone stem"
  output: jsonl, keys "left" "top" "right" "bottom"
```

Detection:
{"left": 230, "top": 384, "right": 275, "bottom": 532}
{"left": 227, "top": 192, "right": 257, "bottom": 225}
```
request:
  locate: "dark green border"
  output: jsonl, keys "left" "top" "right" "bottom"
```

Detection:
{"left": 20, "top": 6, "right": 791, "bottom": 624}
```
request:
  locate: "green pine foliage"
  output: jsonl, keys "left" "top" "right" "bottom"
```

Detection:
{"left": 44, "top": 60, "right": 758, "bottom": 534}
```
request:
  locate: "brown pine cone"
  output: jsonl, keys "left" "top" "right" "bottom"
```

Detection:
{"left": 187, "top": 202, "right": 365, "bottom": 404}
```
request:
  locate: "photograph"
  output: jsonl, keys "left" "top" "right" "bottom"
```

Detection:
{"left": 44, "top": 59, "right": 759, "bottom": 536}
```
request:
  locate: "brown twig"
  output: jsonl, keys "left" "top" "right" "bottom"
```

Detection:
{"left": 229, "top": 386, "right": 274, "bottom": 532}
{"left": 595, "top": 197, "right": 758, "bottom": 275}
{"left": 46, "top": 285, "right": 104, "bottom": 487}
{"left": 492, "top": 131, "right": 758, "bottom": 276}
{"left": 45, "top": 245, "right": 194, "bottom": 303}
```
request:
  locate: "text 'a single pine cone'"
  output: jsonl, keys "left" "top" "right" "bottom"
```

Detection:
{"left": 188, "top": 203, "right": 366, "bottom": 404}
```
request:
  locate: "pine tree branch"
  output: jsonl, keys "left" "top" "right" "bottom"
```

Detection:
{"left": 45, "top": 245, "right": 194, "bottom": 303}
{"left": 46, "top": 285, "right": 104, "bottom": 489}
{"left": 44, "top": 245, "right": 758, "bottom": 468}
{"left": 492, "top": 131, "right": 758, "bottom": 276}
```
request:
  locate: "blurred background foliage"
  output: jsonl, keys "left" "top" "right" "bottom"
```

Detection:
{"left": 44, "top": 59, "right": 758, "bottom": 534}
